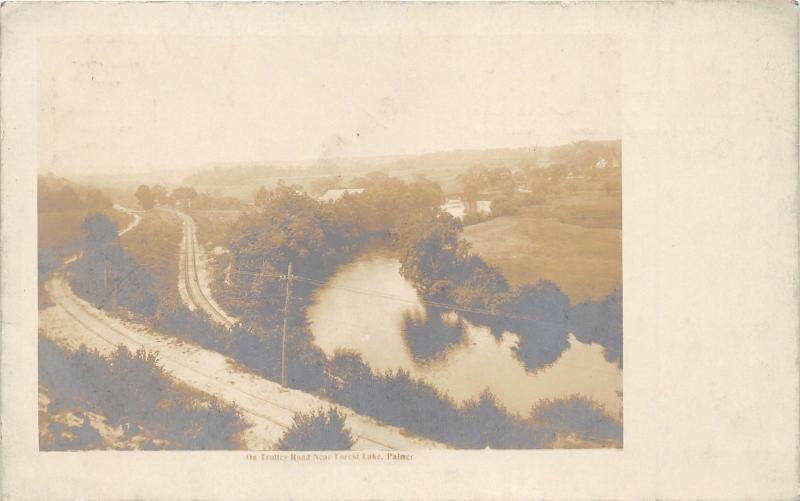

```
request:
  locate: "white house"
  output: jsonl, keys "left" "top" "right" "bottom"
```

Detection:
{"left": 440, "top": 198, "right": 492, "bottom": 220}
{"left": 440, "top": 199, "right": 466, "bottom": 220}
{"left": 476, "top": 200, "right": 492, "bottom": 215}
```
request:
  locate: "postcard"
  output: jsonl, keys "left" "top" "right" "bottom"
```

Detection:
{"left": 1, "top": 1, "right": 797, "bottom": 499}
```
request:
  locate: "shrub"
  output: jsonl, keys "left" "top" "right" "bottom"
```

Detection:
{"left": 530, "top": 395, "right": 622, "bottom": 445}
{"left": 38, "top": 332, "right": 246, "bottom": 450}
{"left": 276, "top": 408, "right": 354, "bottom": 451}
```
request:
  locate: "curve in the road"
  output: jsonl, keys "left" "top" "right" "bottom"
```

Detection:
{"left": 113, "top": 204, "right": 142, "bottom": 236}
{"left": 45, "top": 272, "right": 447, "bottom": 450}
{"left": 43, "top": 204, "right": 447, "bottom": 450}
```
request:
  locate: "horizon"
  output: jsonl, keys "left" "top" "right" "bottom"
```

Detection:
{"left": 41, "top": 136, "right": 622, "bottom": 182}
{"left": 38, "top": 35, "right": 619, "bottom": 178}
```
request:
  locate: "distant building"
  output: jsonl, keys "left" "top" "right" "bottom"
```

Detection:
{"left": 441, "top": 198, "right": 466, "bottom": 220}
{"left": 318, "top": 188, "right": 364, "bottom": 203}
{"left": 440, "top": 198, "right": 491, "bottom": 220}
{"left": 175, "top": 198, "right": 193, "bottom": 209}
{"left": 476, "top": 200, "right": 492, "bottom": 215}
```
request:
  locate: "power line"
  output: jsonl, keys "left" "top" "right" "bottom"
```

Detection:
{"left": 109, "top": 210, "right": 622, "bottom": 421}
{"left": 206, "top": 274, "right": 620, "bottom": 378}
{"left": 222, "top": 266, "right": 576, "bottom": 327}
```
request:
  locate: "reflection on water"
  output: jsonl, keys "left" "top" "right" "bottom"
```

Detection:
{"left": 307, "top": 252, "right": 622, "bottom": 420}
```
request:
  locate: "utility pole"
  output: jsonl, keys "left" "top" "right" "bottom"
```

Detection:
{"left": 280, "top": 262, "right": 293, "bottom": 388}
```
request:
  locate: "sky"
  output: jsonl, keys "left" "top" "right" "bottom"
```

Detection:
{"left": 38, "top": 35, "right": 619, "bottom": 176}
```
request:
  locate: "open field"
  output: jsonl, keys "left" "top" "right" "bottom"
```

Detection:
{"left": 462, "top": 189, "right": 621, "bottom": 303}
{"left": 119, "top": 209, "right": 182, "bottom": 303}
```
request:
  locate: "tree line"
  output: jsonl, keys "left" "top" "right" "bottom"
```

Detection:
{"left": 134, "top": 184, "right": 244, "bottom": 210}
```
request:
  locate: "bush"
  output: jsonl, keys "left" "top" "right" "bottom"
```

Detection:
{"left": 38, "top": 332, "right": 246, "bottom": 450}
{"left": 530, "top": 395, "right": 622, "bottom": 445}
{"left": 276, "top": 408, "right": 354, "bottom": 451}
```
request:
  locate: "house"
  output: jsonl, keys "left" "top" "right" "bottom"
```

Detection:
{"left": 318, "top": 188, "right": 365, "bottom": 203}
{"left": 440, "top": 198, "right": 466, "bottom": 220}
{"left": 476, "top": 200, "right": 492, "bottom": 215}
{"left": 440, "top": 198, "right": 491, "bottom": 220}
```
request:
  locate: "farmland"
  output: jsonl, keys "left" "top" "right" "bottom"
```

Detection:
{"left": 462, "top": 189, "right": 621, "bottom": 304}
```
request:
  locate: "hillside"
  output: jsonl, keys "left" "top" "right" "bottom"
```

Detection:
{"left": 180, "top": 140, "right": 621, "bottom": 198}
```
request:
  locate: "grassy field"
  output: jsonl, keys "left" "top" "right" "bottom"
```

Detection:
{"left": 119, "top": 209, "right": 182, "bottom": 303}
{"left": 462, "top": 189, "right": 621, "bottom": 304}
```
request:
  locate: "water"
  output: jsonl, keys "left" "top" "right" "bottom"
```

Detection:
{"left": 307, "top": 251, "right": 622, "bottom": 420}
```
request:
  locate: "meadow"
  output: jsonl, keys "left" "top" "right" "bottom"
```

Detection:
{"left": 462, "top": 188, "right": 621, "bottom": 304}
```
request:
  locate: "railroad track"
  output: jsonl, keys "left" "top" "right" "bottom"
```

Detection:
{"left": 45, "top": 271, "right": 450, "bottom": 449}
{"left": 42, "top": 208, "right": 447, "bottom": 450}
{"left": 168, "top": 209, "right": 237, "bottom": 327}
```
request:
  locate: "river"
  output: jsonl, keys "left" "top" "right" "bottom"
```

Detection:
{"left": 307, "top": 250, "right": 622, "bottom": 420}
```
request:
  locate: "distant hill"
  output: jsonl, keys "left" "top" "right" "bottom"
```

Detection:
{"left": 180, "top": 139, "right": 621, "bottom": 198}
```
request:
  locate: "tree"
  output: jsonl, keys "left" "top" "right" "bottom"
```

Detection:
{"left": 254, "top": 186, "right": 268, "bottom": 207}
{"left": 275, "top": 408, "right": 354, "bottom": 451}
{"left": 85, "top": 188, "right": 112, "bottom": 210}
{"left": 169, "top": 186, "right": 198, "bottom": 206}
{"left": 80, "top": 213, "right": 119, "bottom": 244}
{"left": 134, "top": 185, "right": 155, "bottom": 210}
{"left": 57, "top": 186, "right": 84, "bottom": 210}
{"left": 150, "top": 185, "right": 168, "bottom": 205}
{"left": 394, "top": 211, "right": 462, "bottom": 291}
{"left": 458, "top": 166, "right": 487, "bottom": 210}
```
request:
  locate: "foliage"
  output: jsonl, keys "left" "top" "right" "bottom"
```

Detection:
{"left": 37, "top": 176, "right": 125, "bottom": 308}
{"left": 324, "top": 352, "right": 554, "bottom": 449}
{"left": 151, "top": 184, "right": 169, "bottom": 205}
{"left": 457, "top": 165, "right": 515, "bottom": 202}
{"left": 402, "top": 311, "right": 463, "bottom": 360}
{"left": 393, "top": 206, "right": 621, "bottom": 371}
{"left": 568, "top": 289, "right": 623, "bottom": 367}
{"left": 530, "top": 395, "right": 622, "bottom": 444}
{"left": 276, "top": 408, "right": 354, "bottom": 451}
{"left": 39, "top": 332, "right": 245, "bottom": 450}
{"left": 135, "top": 184, "right": 156, "bottom": 210}
{"left": 39, "top": 175, "right": 112, "bottom": 213}
{"left": 191, "top": 192, "right": 244, "bottom": 210}
{"left": 393, "top": 211, "right": 508, "bottom": 312}
{"left": 170, "top": 186, "right": 198, "bottom": 205}
{"left": 70, "top": 213, "right": 158, "bottom": 316}
{"left": 119, "top": 209, "right": 182, "bottom": 305}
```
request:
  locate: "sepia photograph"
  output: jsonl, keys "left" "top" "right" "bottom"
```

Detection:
{"left": 3, "top": 1, "right": 798, "bottom": 499}
{"left": 34, "top": 34, "right": 623, "bottom": 452}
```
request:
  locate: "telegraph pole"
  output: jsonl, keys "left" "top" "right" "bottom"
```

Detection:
{"left": 280, "top": 262, "right": 293, "bottom": 388}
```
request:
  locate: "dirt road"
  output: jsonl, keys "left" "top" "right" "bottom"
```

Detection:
{"left": 113, "top": 204, "right": 142, "bottom": 236}
{"left": 41, "top": 272, "right": 447, "bottom": 450}
{"left": 41, "top": 206, "right": 447, "bottom": 449}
